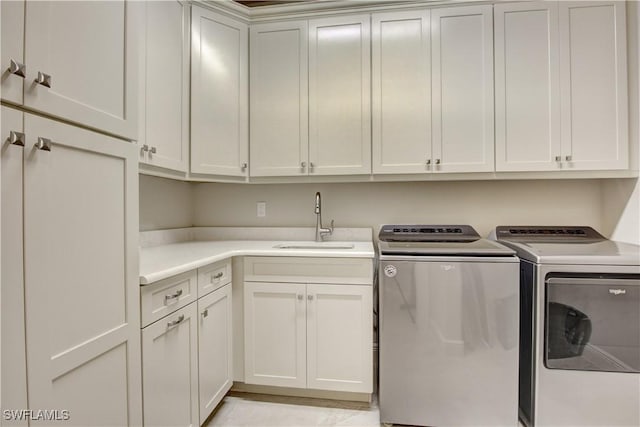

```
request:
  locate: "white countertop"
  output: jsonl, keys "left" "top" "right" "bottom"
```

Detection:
{"left": 140, "top": 236, "right": 375, "bottom": 285}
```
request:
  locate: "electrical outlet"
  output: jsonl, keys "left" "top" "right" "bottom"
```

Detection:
{"left": 257, "top": 201, "right": 266, "bottom": 217}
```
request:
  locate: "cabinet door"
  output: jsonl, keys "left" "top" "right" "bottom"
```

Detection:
{"left": 191, "top": 6, "right": 248, "bottom": 177}
{"left": 22, "top": 114, "right": 142, "bottom": 426}
{"left": 250, "top": 21, "right": 309, "bottom": 177}
{"left": 22, "top": 1, "right": 139, "bottom": 140}
{"left": 139, "top": 0, "right": 189, "bottom": 172}
{"left": 309, "top": 15, "right": 371, "bottom": 176}
{"left": 142, "top": 303, "right": 199, "bottom": 427}
{"left": 244, "top": 282, "right": 306, "bottom": 388}
{"left": 1, "top": 0, "right": 25, "bottom": 105}
{"left": 495, "top": 2, "right": 561, "bottom": 172}
{"left": 372, "top": 10, "right": 431, "bottom": 174}
{"left": 198, "top": 285, "right": 233, "bottom": 424}
{"left": 306, "top": 284, "right": 372, "bottom": 393}
{"left": 431, "top": 6, "right": 494, "bottom": 173}
{"left": 1, "top": 106, "right": 28, "bottom": 426}
{"left": 559, "top": 1, "right": 628, "bottom": 170}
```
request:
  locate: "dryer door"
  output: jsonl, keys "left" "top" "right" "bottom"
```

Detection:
{"left": 545, "top": 275, "right": 640, "bottom": 373}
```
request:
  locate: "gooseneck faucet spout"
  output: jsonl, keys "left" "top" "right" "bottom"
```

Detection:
{"left": 314, "top": 192, "right": 334, "bottom": 242}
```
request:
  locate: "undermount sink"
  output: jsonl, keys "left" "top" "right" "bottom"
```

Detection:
{"left": 274, "top": 242, "right": 355, "bottom": 250}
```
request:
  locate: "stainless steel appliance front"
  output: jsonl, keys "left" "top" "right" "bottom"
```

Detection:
{"left": 379, "top": 256, "right": 519, "bottom": 426}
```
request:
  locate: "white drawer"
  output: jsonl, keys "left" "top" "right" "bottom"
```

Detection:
{"left": 141, "top": 270, "right": 197, "bottom": 327}
{"left": 243, "top": 256, "right": 373, "bottom": 285}
{"left": 198, "top": 259, "right": 232, "bottom": 297}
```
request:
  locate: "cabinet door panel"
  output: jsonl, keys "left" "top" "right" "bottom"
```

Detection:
{"left": 307, "top": 284, "right": 372, "bottom": 393}
{"left": 1, "top": 0, "right": 25, "bottom": 105}
{"left": 23, "top": 0, "right": 138, "bottom": 139}
{"left": 1, "top": 106, "right": 28, "bottom": 426}
{"left": 559, "top": 1, "right": 628, "bottom": 170}
{"left": 23, "top": 114, "right": 141, "bottom": 426}
{"left": 372, "top": 10, "right": 431, "bottom": 174}
{"left": 250, "top": 21, "right": 308, "bottom": 177}
{"left": 139, "top": 0, "right": 189, "bottom": 172}
{"left": 244, "top": 282, "right": 306, "bottom": 388}
{"left": 432, "top": 6, "right": 494, "bottom": 173}
{"left": 495, "top": 2, "right": 561, "bottom": 171}
{"left": 191, "top": 6, "right": 248, "bottom": 177}
{"left": 309, "top": 15, "right": 371, "bottom": 175}
{"left": 143, "top": 304, "right": 199, "bottom": 427}
{"left": 198, "top": 285, "right": 233, "bottom": 424}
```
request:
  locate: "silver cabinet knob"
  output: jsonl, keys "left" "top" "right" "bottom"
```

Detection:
{"left": 8, "top": 59, "right": 26, "bottom": 78}
{"left": 241, "top": 162, "right": 248, "bottom": 171}
{"left": 35, "top": 71, "right": 52, "bottom": 88}
{"left": 307, "top": 295, "right": 314, "bottom": 301}
{"left": 565, "top": 155, "right": 572, "bottom": 161}
{"left": 35, "top": 137, "right": 51, "bottom": 151}
{"left": 555, "top": 156, "right": 562, "bottom": 162}
{"left": 8, "top": 131, "right": 25, "bottom": 146}
{"left": 426, "top": 159, "right": 431, "bottom": 165}
{"left": 141, "top": 144, "right": 149, "bottom": 152}
{"left": 297, "top": 294, "right": 303, "bottom": 301}
{"left": 150, "top": 146, "right": 157, "bottom": 154}
{"left": 309, "top": 162, "right": 315, "bottom": 172}
{"left": 435, "top": 159, "right": 441, "bottom": 165}
{"left": 167, "top": 314, "right": 185, "bottom": 328}
{"left": 202, "top": 309, "right": 209, "bottom": 318}
{"left": 301, "top": 161, "right": 307, "bottom": 170}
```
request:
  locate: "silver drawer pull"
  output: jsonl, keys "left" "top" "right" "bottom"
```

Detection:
{"left": 164, "top": 289, "right": 183, "bottom": 304}
{"left": 167, "top": 314, "right": 185, "bottom": 328}
{"left": 202, "top": 309, "right": 209, "bottom": 318}
{"left": 9, "top": 131, "right": 25, "bottom": 147}
{"left": 211, "top": 272, "right": 224, "bottom": 282}
{"left": 35, "top": 137, "right": 51, "bottom": 151}
{"left": 35, "top": 71, "right": 52, "bottom": 88}
{"left": 9, "top": 59, "right": 26, "bottom": 78}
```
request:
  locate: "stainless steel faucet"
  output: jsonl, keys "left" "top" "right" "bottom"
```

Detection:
{"left": 314, "top": 192, "right": 334, "bottom": 242}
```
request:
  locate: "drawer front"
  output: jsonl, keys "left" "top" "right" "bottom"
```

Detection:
{"left": 198, "top": 259, "right": 232, "bottom": 297}
{"left": 141, "top": 270, "right": 197, "bottom": 327}
{"left": 244, "top": 257, "right": 373, "bottom": 285}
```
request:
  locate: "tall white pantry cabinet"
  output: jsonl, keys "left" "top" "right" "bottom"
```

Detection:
{"left": 1, "top": 0, "right": 142, "bottom": 425}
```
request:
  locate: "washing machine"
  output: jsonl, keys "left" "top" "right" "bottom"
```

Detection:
{"left": 492, "top": 226, "right": 640, "bottom": 426}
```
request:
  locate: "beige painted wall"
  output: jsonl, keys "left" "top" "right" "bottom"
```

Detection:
{"left": 139, "top": 174, "right": 194, "bottom": 231}
{"left": 193, "top": 180, "right": 604, "bottom": 238}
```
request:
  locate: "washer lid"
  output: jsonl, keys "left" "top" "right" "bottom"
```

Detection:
{"left": 378, "top": 238, "right": 516, "bottom": 256}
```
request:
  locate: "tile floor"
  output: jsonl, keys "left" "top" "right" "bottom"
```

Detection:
{"left": 204, "top": 392, "right": 381, "bottom": 427}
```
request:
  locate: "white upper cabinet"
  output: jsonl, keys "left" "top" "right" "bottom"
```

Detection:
{"left": 3, "top": 1, "right": 139, "bottom": 140}
{"left": 431, "top": 5, "right": 494, "bottom": 173}
{"left": 559, "top": 1, "right": 628, "bottom": 170}
{"left": 495, "top": 2, "right": 561, "bottom": 172}
{"left": 191, "top": 6, "right": 249, "bottom": 178}
{"left": 309, "top": 15, "right": 371, "bottom": 176}
{"left": 496, "top": 1, "right": 627, "bottom": 172}
{"left": 1, "top": 0, "right": 25, "bottom": 105}
{"left": 372, "top": 10, "right": 431, "bottom": 175}
{"left": 139, "top": 1, "right": 190, "bottom": 173}
{"left": 250, "top": 21, "right": 309, "bottom": 177}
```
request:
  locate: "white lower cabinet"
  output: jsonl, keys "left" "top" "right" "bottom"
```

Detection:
{"left": 141, "top": 260, "right": 233, "bottom": 426}
{"left": 198, "top": 285, "right": 233, "bottom": 424}
{"left": 243, "top": 257, "right": 373, "bottom": 394}
{"left": 142, "top": 303, "right": 199, "bottom": 427}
